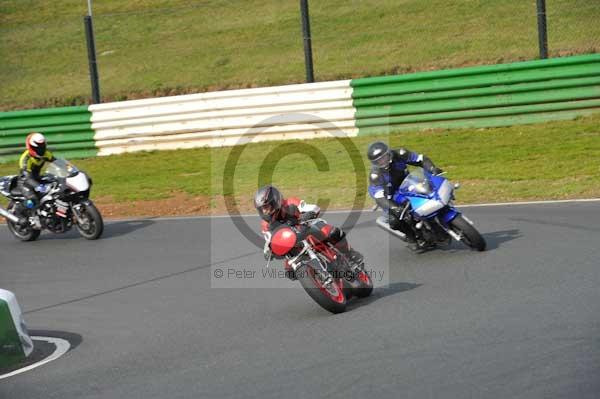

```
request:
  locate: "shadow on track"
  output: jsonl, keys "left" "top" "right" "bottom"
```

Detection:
{"left": 481, "top": 228, "right": 521, "bottom": 250}
{"left": 38, "top": 219, "right": 155, "bottom": 241}
{"left": 347, "top": 281, "right": 421, "bottom": 311}
{"left": 414, "top": 228, "right": 522, "bottom": 253}
{"left": 103, "top": 219, "right": 155, "bottom": 238}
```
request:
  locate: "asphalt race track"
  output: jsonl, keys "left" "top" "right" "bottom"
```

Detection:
{"left": 1, "top": 201, "right": 599, "bottom": 399}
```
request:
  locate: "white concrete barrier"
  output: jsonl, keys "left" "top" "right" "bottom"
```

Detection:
{"left": 89, "top": 80, "right": 357, "bottom": 156}
{"left": 0, "top": 289, "right": 33, "bottom": 368}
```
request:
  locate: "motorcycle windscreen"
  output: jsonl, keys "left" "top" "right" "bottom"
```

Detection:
{"left": 46, "top": 159, "right": 79, "bottom": 178}
{"left": 399, "top": 170, "right": 433, "bottom": 196}
{"left": 66, "top": 173, "right": 90, "bottom": 192}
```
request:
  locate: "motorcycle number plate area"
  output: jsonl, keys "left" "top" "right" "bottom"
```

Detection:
{"left": 56, "top": 203, "right": 68, "bottom": 217}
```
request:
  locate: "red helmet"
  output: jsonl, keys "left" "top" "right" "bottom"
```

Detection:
{"left": 254, "top": 185, "right": 282, "bottom": 222}
{"left": 26, "top": 132, "right": 47, "bottom": 158}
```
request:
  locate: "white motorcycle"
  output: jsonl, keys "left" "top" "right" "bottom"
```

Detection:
{"left": 0, "top": 159, "right": 103, "bottom": 241}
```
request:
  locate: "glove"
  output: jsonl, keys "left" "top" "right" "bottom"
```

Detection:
{"left": 264, "top": 248, "right": 272, "bottom": 261}
{"left": 300, "top": 211, "right": 318, "bottom": 222}
{"left": 35, "top": 184, "right": 48, "bottom": 193}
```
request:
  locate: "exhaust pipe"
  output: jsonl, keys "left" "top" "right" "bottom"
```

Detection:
{"left": 0, "top": 206, "right": 20, "bottom": 224}
{"left": 375, "top": 216, "right": 408, "bottom": 242}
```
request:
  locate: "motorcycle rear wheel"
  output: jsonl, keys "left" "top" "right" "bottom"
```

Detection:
{"left": 296, "top": 264, "right": 347, "bottom": 314}
{"left": 6, "top": 201, "right": 40, "bottom": 242}
{"left": 76, "top": 202, "right": 104, "bottom": 240}
{"left": 353, "top": 270, "right": 374, "bottom": 298}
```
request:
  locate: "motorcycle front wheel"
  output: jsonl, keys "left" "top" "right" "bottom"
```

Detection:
{"left": 450, "top": 215, "right": 486, "bottom": 251}
{"left": 76, "top": 202, "right": 104, "bottom": 240}
{"left": 296, "top": 264, "right": 347, "bottom": 314}
{"left": 6, "top": 201, "right": 41, "bottom": 242}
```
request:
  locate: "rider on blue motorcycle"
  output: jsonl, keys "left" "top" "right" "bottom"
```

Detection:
{"left": 367, "top": 141, "right": 443, "bottom": 248}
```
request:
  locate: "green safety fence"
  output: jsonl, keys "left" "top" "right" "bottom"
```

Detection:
{"left": 351, "top": 53, "right": 600, "bottom": 134}
{"left": 0, "top": 105, "right": 97, "bottom": 164}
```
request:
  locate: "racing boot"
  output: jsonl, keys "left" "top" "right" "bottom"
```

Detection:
{"left": 347, "top": 248, "right": 364, "bottom": 269}
{"left": 408, "top": 238, "right": 437, "bottom": 252}
{"left": 339, "top": 247, "right": 364, "bottom": 272}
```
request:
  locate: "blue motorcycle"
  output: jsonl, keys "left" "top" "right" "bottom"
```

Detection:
{"left": 375, "top": 169, "right": 486, "bottom": 251}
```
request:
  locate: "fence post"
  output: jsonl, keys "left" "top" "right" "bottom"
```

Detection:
{"left": 536, "top": 0, "right": 549, "bottom": 59}
{"left": 300, "top": 0, "right": 315, "bottom": 83}
{"left": 84, "top": 15, "right": 101, "bottom": 104}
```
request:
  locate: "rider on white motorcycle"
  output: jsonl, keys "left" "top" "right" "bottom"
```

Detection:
{"left": 16, "top": 133, "right": 55, "bottom": 225}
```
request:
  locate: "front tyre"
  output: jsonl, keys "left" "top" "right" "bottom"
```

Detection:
{"left": 76, "top": 202, "right": 104, "bottom": 240}
{"left": 296, "top": 264, "right": 347, "bottom": 314}
{"left": 450, "top": 215, "right": 486, "bottom": 251}
{"left": 6, "top": 201, "right": 41, "bottom": 242}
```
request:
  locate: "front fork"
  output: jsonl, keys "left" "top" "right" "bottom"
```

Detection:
{"left": 306, "top": 248, "right": 335, "bottom": 286}
{"left": 436, "top": 207, "right": 462, "bottom": 242}
{"left": 71, "top": 200, "right": 92, "bottom": 226}
{"left": 289, "top": 245, "right": 334, "bottom": 286}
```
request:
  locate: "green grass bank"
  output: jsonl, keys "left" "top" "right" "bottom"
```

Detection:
{"left": 1, "top": 114, "right": 598, "bottom": 214}
{"left": 1, "top": 0, "right": 598, "bottom": 110}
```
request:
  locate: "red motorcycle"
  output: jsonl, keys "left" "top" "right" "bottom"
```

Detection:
{"left": 266, "top": 219, "right": 373, "bottom": 313}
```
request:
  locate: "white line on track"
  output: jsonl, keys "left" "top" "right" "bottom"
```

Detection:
{"left": 0, "top": 336, "right": 71, "bottom": 380}
{"left": 1, "top": 198, "right": 599, "bottom": 226}
{"left": 109, "top": 197, "right": 600, "bottom": 222}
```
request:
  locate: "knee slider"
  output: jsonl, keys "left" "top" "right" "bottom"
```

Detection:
{"left": 329, "top": 227, "right": 345, "bottom": 242}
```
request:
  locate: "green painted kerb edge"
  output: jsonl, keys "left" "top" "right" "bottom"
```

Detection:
{"left": 350, "top": 53, "right": 600, "bottom": 135}
{"left": 0, "top": 298, "right": 25, "bottom": 369}
{"left": 0, "top": 105, "right": 97, "bottom": 164}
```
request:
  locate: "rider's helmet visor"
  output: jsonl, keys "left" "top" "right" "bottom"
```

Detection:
{"left": 373, "top": 152, "right": 391, "bottom": 168}
{"left": 259, "top": 203, "right": 276, "bottom": 217}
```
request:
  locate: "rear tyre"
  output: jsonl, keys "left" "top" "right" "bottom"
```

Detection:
{"left": 450, "top": 215, "right": 486, "bottom": 251}
{"left": 76, "top": 202, "right": 104, "bottom": 240}
{"left": 6, "top": 201, "right": 40, "bottom": 242}
{"left": 353, "top": 271, "right": 374, "bottom": 298}
{"left": 296, "top": 264, "right": 347, "bottom": 314}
